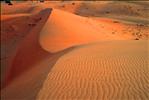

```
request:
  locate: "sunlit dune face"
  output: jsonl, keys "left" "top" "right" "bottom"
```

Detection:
{"left": 39, "top": 9, "right": 139, "bottom": 53}
{"left": 1, "top": 1, "right": 149, "bottom": 100}
{"left": 39, "top": 9, "right": 101, "bottom": 53}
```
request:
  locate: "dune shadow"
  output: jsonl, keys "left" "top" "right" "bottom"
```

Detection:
{"left": 1, "top": 46, "right": 76, "bottom": 100}
{"left": 1, "top": 7, "right": 77, "bottom": 99}
{"left": 0, "top": 13, "right": 48, "bottom": 89}
{"left": 1, "top": 8, "right": 53, "bottom": 88}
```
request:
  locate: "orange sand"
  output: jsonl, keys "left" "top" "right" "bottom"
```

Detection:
{"left": 1, "top": 1, "right": 149, "bottom": 100}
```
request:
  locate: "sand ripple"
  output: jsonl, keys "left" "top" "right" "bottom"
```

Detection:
{"left": 37, "top": 40, "right": 149, "bottom": 100}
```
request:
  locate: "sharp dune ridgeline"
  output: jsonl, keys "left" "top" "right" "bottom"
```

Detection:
{"left": 1, "top": 1, "right": 149, "bottom": 100}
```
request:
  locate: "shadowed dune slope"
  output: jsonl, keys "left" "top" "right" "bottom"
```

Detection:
{"left": 37, "top": 40, "right": 149, "bottom": 100}
{"left": 1, "top": 40, "right": 148, "bottom": 100}
{"left": 1, "top": 2, "right": 149, "bottom": 100}
{"left": 1, "top": 7, "right": 138, "bottom": 89}
{"left": 1, "top": 47, "right": 74, "bottom": 100}
{"left": 2, "top": 8, "right": 52, "bottom": 88}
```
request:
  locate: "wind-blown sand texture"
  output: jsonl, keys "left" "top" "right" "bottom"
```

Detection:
{"left": 1, "top": 1, "right": 149, "bottom": 100}
{"left": 37, "top": 40, "right": 149, "bottom": 100}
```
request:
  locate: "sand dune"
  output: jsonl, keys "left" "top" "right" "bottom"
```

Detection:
{"left": 37, "top": 40, "right": 149, "bottom": 100}
{"left": 1, "top": 8, "right": 52, "bottom": 88}
{"left": 39, "top": 9, "right": 108, "bottom": 52}
{"left": 47, "top": 1, "right": 149, "bottom": 24}
{"left": 1, "top": 1, "right": 149, "bottom": 100}
{"left": 40, "top": 9, "right": 146, "bottom": 53}
{"left": 1, "top": 46, "right": 74, "bottom": 100}
{"left": 1, "top": 40, "right": 148, "bottom": 100}
{"left": 74, "top": 1, "right": 149, "bottom": 18}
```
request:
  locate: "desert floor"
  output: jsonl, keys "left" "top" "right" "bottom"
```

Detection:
{"left": 1, "top": 1, "right": 149, "bottom": 100}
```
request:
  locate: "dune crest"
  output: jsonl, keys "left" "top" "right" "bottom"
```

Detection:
{"left": 40, "top": 8, "right": 146, "bottom": 53}
{"left": 39, "top": 9, "right": 110, "bottom": 53}
{"left": 1, "top": 1, "right": 149, "bottom": 100}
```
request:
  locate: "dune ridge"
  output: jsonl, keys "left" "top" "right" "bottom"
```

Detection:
{"left": 39, "top": 9, "right": 134, "bottom": 53}
{"left": 2, "top": 8, "right": 52, "bottom": 88}
{"left": 1, "top": 1, "right": 149, "bottom": 100}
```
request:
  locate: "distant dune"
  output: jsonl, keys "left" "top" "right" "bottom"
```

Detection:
{"left": 1, "top": 1, "right": 149, "bottom": 100}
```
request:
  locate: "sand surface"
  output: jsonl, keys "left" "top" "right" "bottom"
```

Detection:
{"left": 37, "top": 40, "right": 149, "bottom": 100}
{"left": 1, "top": 1, "right": 149, "bottom": 100}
